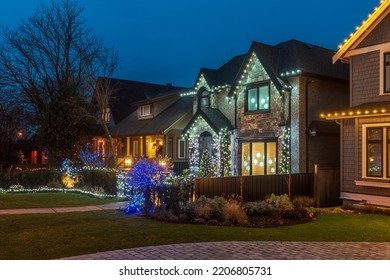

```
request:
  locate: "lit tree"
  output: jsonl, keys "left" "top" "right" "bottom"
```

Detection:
{"left": 220, "top": 129, "right": 232, "bottom": 177}
{"left": 0, "top": 0, "right": 117, "bottom": 164}
{"left": 198, "top": 150, "right": 211, "bottom": 177}
{"left": 279, "top": 127, "right": 290, "bottom": 174}
{"left": 126, "top": 159, "right": 168, "bottom": 214}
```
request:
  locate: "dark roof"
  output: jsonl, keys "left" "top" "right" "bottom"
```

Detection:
{"left": 110, "top": 96, "right": 193, "bottom": 137}
{"left": 196, "top": 54, "right": 247, "bottom": 88}
{"left": 98, "top": 77, "right": 186, "bottom": 124}
{"left": 274, "top": 40, "right": 349, "bottom": 81}
{"left": 226, "top": 39, "right": 349, "bottom": 97}
{"left": 182, "top": 107, "right": 234, "bottom": 135}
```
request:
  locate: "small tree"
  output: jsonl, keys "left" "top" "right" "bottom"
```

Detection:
{"left": 198, "top": 150, "right": 211, "bottom": 177}
{"left": 125, "top": 159, "right": 168, "bottom": 214}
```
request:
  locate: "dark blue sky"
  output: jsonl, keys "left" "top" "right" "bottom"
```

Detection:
{"left": 0, "top": 0, "right": 380, "bottom": 87}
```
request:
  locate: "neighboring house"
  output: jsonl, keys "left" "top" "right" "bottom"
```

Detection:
{"left": 183, "top": 39, "right": 349, "bottom": 177}
{"left": 92, "top": 78, "right": 191, "bottom": 173}
{"left": 109, "top": 90, "right": 193, "bottom": 173}
{"left": 324, "top": 0, "right": 390, "bottom": 207}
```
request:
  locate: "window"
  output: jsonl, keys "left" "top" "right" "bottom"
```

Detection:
{"left": 363, "top": 124, "right": 390, "bottom": 178}
{"left": 102, "top": 107, "right": 110, "bottom": 123}
{"left": 178, "top": 139, "right": 186, "bottom": 159}
{"left": 139, "top": 105, "right": 152, "bottom": 118}
{"left": 385, "top": 53, "right": 390, "bottom": 93}
{"left": 199, "top": 90, "right": 210, "bottom": 108}
{"left": 241, "top": 140, "right": 277, "bottom": 175}
{"left": 246, "top": 84, "right": 270, "bottom": 112}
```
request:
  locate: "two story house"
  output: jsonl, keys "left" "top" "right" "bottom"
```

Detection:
{"left": 325, "top": 0, "right": 390, "bottom": 207}
{"left": 184, "top": 39, "right": 349, "bottom": 177}
{"left": 92, "top": 78, "right": 192, "bottom": 173}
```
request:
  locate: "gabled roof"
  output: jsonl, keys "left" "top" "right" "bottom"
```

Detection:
{"left": 98, "top": 77, "right": 186, "bottom": 124}
{"left": 227, "top": 40, "right": 348, "bottom": 98}
{"left": 195, "top": 54, "right": 247, "bottom": 89}
{"left": 110, "top": 96, "right": 193, "bottom": 137}
{"left": 333, "top": 0, "right": 390, "bottom": 63}
{"left": 182, "top": 107, "right": 234, "bottom": 135}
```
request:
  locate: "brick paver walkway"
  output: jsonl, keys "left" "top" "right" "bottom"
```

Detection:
{"left": 62, "top": 241, "right": 390, "bottom": 260}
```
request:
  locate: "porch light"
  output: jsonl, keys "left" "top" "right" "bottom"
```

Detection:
{"left": 125, "top": 158, "right": 132, "bottom": 167}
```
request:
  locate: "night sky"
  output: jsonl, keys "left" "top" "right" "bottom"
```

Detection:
{"left": 0, "top": 0, "right": 380, "bottom": 87}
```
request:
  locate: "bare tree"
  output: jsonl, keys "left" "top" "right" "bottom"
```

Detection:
{"left": 0, "top": 0, "right": 117, "bottom": 164}
{"left": 93, "top": 76, "right": 118, "bottom": 166}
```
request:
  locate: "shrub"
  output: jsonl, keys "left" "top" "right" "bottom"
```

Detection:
{"left": 223, "top": 198, "right": 248, "bottom": 226}
{"left": 7, "top": 167, "right": 62, "bottom": 189}
{"left": 188, "top": 195, "right": 227, "bottom": 221}
{"left": 244, "top": 201, "right": 269, "bottom": 216}
{"left": 78, "top": 167, "right": 118, "bottom": 195}
{"left": 292, "top": 196, "right": 315, "bottom": 208}
{"left": 265, "top": 194, "right": 294, "bottom": 212}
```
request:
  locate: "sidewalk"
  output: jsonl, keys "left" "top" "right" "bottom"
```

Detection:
{"left": 0, "top": 201, "right": 128, "bottom": 215}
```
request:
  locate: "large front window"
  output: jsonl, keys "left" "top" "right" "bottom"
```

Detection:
{"left": 241, "top": 140, "right": 277, "bottom": 175}
{"left": 363, "top": 124, "right": 390, "bottom": 178}
{"left": 246, "top": 83, "right": 270, "bottom": 112}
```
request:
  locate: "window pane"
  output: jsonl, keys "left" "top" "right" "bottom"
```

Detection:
{"left": 367, "top": 143, "right": 382, "bottom": 177}
{"left": 367, "top": 128, "right": 382, "bottom": 141}
{"left": 259, "top": 85, "right": 269, "bottom": 110}
{"left": 386, "top": 65, "right": 390, "bottom": 92}
{"left": 386, "top": 54, "right": 390, "bottom": 63}
{"left": 178, "top": 139, "right": 185, "bottom": 158}
{"left": 247, "top": 88, "right": 258, "bottom": 111}
{"left": 266, "top": 142, "right": 277, "bottom": 174}
{"left": 252, "top": 142, "right": 265, "bottom": 175}
{"left": 242, "top": 143, "right": 250, "bottom": 176}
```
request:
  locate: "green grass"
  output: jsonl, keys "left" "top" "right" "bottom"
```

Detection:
{"left": 0, "top": 211, "right": 390, "bottom": 259}
{"left": 0, "top": 192, "right": 121, "bottom": 209}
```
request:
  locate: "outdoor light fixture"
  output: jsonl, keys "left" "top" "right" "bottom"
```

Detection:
{"left": 125, "top": 158, "right": 132, "bottom": 167}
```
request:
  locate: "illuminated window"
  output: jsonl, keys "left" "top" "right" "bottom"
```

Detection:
{"left": 246, "top": 83, "right": 270, "bottom": 112}
{"left": 363, "top": 124, "right": 390, "bottom": 178}
{"left": 241, "top": 140, "right": 277, "bottom": 175}
{"left": 102, "top": 107, "right": 110, "bottom": 123}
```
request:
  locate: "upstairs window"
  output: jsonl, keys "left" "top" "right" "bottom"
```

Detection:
{"left": 385, "top": 53, "right": 390, "bottom": 93}
{"left": 139, "top": 105, "right": 152, "bottom": 119}
{"left": 198, "top": 90, "right": 210, "bottom": 108}
{"left": 102, "top": 107, "right": 110, "bottom": 123}
{"left": 246, "top": 83, "right": 270, "bottom": 112}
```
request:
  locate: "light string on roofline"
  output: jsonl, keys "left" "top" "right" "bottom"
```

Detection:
{"left": 321, "top": 108, "right": 388, "bottom": 118}
{"left": 280, "top": 69, "right": 301, "bottom": 77}
{"left": 337, "top": 0, "right": 386, "bottom": 50}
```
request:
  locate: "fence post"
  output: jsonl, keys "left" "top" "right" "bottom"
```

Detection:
{"left": 239, "top": 176, "right": 244, "bottom": 203}
{"left": 314, "top": 164, "right": 319, "bottom": 207}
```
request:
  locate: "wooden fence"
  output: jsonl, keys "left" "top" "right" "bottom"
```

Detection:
{"left": 194, "top": 166, "right": 341, "bottom": 207}
{"left": 314, "top": 165, "right": 341, "bottom": 207}
{"left": 194, "top": 173, "right": 313, "bottom": 203}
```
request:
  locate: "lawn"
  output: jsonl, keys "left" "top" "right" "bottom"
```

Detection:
{"left": 0, "top": 192, "right": 121, "bottom": 209}
{"left": 1, "top": 210, "right": 390, "bottom": 259}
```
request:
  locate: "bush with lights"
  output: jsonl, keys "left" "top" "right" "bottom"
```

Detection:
{"left": 125, "top": 158, "right": 171, "bottom": 214}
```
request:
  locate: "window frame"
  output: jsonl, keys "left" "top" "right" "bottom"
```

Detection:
{"left": 384, "top": 52, "right": 390, "bottom": 94}
{"left": 138, "top": 104, "right": 152, "bottom": 119}
{"left": 241, "top": 139, "right": 278, "bottom": 176}
{"left": 362, "top": 123, "right": 390, "bottom": 179}
{"left": 245, "top": 82, "right": 270, "bottom": 113}
{"left": 178, "top": 139, "right": 186, "bottom": 159}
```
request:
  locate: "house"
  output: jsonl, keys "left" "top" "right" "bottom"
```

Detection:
{"left": 110, "top": 90, "right": 193, "bottom": 173}
{"left": 324, "top": 0, "right": 390, "bottom": 207}
{"left": 183, "top": 39, "right": 349, "bottom": 177}
{"left": 92, "top": 78, "right": 192, "bottom": 173}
